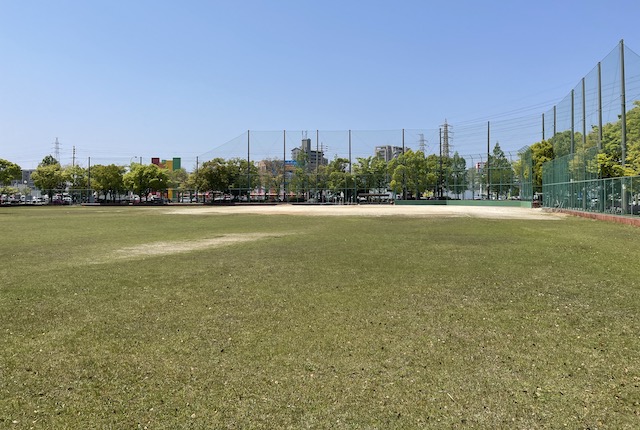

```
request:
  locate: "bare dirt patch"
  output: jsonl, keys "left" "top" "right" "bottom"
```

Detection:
{"left": 166, "top": 204, "right": 564, "bottom": 220}
{"left": 98, "top": 233, "right": 281, "bottom": 262}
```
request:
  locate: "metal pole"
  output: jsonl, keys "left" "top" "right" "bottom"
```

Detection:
{"left": 195, "top": 156, "right": 199, "bottom": 202}
{"left": 553, "top": 105, "right": 557, "bottom": 137}
{"left": 582, "top": 78, "right": 587, "bottom": 149}
{"left": 620, "top": 39, "right": 627, "bottom": 214}
{"left": 542, "top": 113, "right": 545, "bottom": 141}
{"left": 487, "top": 121, "right": 490, "bottom": 200}
{"left": 348, "top": 130, "right": 352, "bottom": 174}
{"left": 570, "top": 89, "right": 575, "bottom": 154}
{"left": 582, "top": 78, "right": 587, "bottom": 211}
{"left": 620, "top": 39, "right": 627, "bottom": 169}
{"left": 598, "top": 62, "right": 603, "bottom": 150}
{"left": 283, "top": 130, "right": 286, "bottom": 202}
{"left": 316, "top": 129, "right": 319, "bottom": 201}
{"left": 349, "top": 130, "right": 358, "bottom": 203}
{"left": 439, "top": 128, "right": 443, "bottom": 199}
{"left": 247, "top": 130, "right": 251, "bottom": 202}
{"left": 402, "top": 128, "right": 406, "bottom": 200}
{"left": 87, "top": 157, "right": 92, "bottom": 203}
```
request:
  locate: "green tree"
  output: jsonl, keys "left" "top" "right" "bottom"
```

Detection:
{"left": 424, "top": 154, "right": 441, "bottom": 197}
{"left": 195, "top": 158, "right": 231, "bottom": 195}
{"left": 625, "top": 101, "right": 640, "bottom": 174}
{"left": 91, "top": 164, "right": 126, "bottom": 202}
{"left": 447, "top": 152, "right": 468, "bottom": 198}
{"left": 168, "top": 167, "right": 190, "bottom": 200}
{"left": 64, "top": 165, "right": 88, "bottom": 203}
{"left": 595, "top": 101, "right": 640, "bottom": 178}
{"left": 486, "top": 142, "right": 515, "bottom": 199}
{"left": 32, "top": 156, "right": 65, "bottom": 198}
{"left": 325, "top": 157, "right": 350, "bottom": 200}
{"left": 256, "top": 159, "right": 284, "bottom": 201}
{"left": 354, "top": 156, "right": 388, "bottom": 195}
{"left": 597, "top": 121, "right": 627, "bottom": 178}
{"left": 389, "top": 149, "right": 428, "bottom": 199}
{"left": 40, "top": 155, "right": 59, "bottom": 166}
{"left": 123, "top": 164, "right": 169, "bottom": 201}
{"left": 226, "top": 158, "right": 259, "bottom": 198}
{"left": 0, "top": 159, "right": 21, "bottom": 188}
{"left": 65, "top": 165, "right": 88, "bottom": 189}
{"left": 1, "top": 185, "right": 19, "bottom": 197}
{"left": 289, "top": 152, "right": 311, "bottom": 200}
{"left": 466, "top": 164, "right": 482, "bottom": 199}
{"left": 529, "top": 140, "right": 554, "bottom": 193}
{"left": 549, "top": 130, "right": 573, "bottom": 158}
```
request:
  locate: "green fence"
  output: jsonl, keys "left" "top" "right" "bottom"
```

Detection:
{"left": 542, "top": 41, "right": 640, "bottom": 217}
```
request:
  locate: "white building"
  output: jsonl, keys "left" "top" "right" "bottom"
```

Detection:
{"left": 375, "top": 145, "right": 404, "bottom": 162}
{"left": 291, "top": 138, "right": 327, "bottom": 171}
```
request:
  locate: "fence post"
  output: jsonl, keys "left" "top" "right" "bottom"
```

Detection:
{"left": 487, "top": 122, "right": 490, "bottom": 200}
{"left": 283, "top": 130, "right": 286, "bottom": 202}
{"left": 247, "top": 130, "right": 251, "bottom": 202}
{"left": 620, "top": 40, "right": 627, "bottom": 214}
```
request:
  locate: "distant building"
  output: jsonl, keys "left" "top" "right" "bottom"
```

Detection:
{"left": 151, "top": 157, "right": 182, "bottom": 171}
{"left": 257, "top": 159, "right": 296, "bottom": 177}
{"left": 291, "top": 138, "right": 327, "bottom": 171}
{"left": 11, "top": 169, "right": 36, "bottom": 189}
{"left": 375, "top": 145, "right": 404, "bottom": 162}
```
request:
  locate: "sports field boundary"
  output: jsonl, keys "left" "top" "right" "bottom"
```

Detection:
{"left": 545, "top": 208, "right": 640, "bottom": 227}
{"left": 395, "top": 199, "right": 533, "bottom": 208}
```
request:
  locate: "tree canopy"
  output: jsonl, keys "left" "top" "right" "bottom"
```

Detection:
{"left": 0, "top": 159, "right": 21, "bottom": 188}
{"left": 486, "top": 142, "right": 515, "bottom": 199}
{"left": 31, "top": 156, "right": 65, "bottom": 197}
{"left": 91, "top": 164, "right": 126, "bottom": 201}
{"left": 123, "top": 164, "right": 169, "bottom": 200}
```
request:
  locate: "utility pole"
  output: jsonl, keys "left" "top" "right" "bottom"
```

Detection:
{"left": 72, "top": 146, "right": 76, "bottom": 167}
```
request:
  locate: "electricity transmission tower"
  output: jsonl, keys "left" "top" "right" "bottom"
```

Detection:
{"left": 441, "top": 120, "right": 452, "bottom": 158}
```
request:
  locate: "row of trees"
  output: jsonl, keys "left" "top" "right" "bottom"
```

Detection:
{"left": 1, "top": 155, "right": 181, "bottom": 202}
{"left": 2, "top": 142, "right": 521, "bottom": 203}
{"left": 194, "top": 143, "right": 517, "bottom": 201}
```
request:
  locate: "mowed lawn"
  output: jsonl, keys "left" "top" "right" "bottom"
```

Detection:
{"left": 1, "top": 206, "right": 639, "bottom": 429}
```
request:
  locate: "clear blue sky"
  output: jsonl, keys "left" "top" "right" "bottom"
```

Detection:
{"left": 2, "top": 0, "right": 639, "bottom": 169}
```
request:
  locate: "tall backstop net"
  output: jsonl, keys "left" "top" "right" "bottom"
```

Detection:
{"left": 542, "top": 41, "right": 640, "bottom": 215}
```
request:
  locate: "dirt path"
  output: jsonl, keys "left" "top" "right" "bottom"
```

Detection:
{"left": 167, "top": 204, "right": 563, "bottom": 220}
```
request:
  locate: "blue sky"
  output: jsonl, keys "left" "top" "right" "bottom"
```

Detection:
{"left": 1, "top": 0, "right": 639, "bottom": 169}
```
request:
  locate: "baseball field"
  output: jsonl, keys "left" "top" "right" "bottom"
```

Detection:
{"left": 1, "top": 204, "right": 638, "bottom": 428}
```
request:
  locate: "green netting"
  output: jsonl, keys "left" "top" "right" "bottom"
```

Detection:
{"left": 542, "top": 147, "right": 640, "bottom": 214}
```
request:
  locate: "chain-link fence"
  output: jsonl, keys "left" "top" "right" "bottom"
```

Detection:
{"left": 542, "top": 41, "right": 640, "bottom": 216}
{"left": 192, "top": 129, "right": 532, "bottom": 204}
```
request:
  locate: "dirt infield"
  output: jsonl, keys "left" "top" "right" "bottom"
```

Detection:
{"left": 168, "top": 204, "right": 564, "bottom": 220}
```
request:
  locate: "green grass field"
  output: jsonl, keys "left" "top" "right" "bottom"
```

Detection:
{"left": 1, "top": 206, "right": 639, "bottom": 428}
